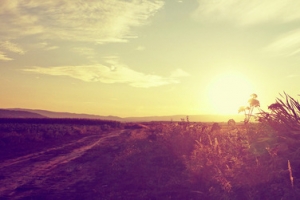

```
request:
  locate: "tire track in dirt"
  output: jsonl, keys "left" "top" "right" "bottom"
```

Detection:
{"left": 0, "top": 130, "right": 123, "bottom": 198}
{"left": 0, "top": 136, "right": 96, "bottom": 169}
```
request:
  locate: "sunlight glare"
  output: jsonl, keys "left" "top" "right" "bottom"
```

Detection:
{"left": 207, "top": 72, "right": 254, "bottom": 115}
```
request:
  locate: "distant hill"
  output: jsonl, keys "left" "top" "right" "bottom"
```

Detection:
{"left": 0, "top": 109, "right": 46, "bottom": 118}
{"left": 4, "top": 108, "right": 244, "bottom": 122}
{"left": 8, "top": 108, "right": 123, "bottom": 121}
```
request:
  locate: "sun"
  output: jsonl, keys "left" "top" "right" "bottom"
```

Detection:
{"left": 207, "top": 72, "right": 254, "bottom": 115}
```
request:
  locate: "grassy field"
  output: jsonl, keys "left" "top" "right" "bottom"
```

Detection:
{"left": 1, "top": 119, "right": 300, "bottom": 199}
{"left": 0, "top": 118, "right": 122, "bottom": 161}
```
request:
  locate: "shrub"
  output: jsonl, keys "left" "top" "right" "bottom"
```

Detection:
{"left": 258, "top": 92, "right": 300, "bottom": 137}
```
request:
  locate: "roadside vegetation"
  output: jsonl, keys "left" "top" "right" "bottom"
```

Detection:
{"left": 0, "top": 118, "right": 122, "bottom": 145}
{"left": 0, "top": 118, "right": 122, "bottom": 160}
{"left": 1, "top": 93, "right": 300, "bottom": 199}
{"left": 98, "top": 93, "right": 300, "bottom": 199}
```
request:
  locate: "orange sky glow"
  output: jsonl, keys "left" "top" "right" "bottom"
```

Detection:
{"left": 0, "top": 0, "right": 299, "bottom": 117}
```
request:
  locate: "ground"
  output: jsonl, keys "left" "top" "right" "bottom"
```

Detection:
{"left": 0, "top": 127, "right": 198, "bottom": 200}
{"left": 0, "top": 130, "right": 127, "bottom": 199}
{"left": 2, "top": 122, "right": 299, "bottom": 199}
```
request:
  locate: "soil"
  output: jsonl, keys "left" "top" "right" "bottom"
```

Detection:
{"left": 0, "top": 130, "right": 125, "bottom": 200}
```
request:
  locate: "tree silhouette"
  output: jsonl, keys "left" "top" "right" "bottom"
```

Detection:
{"left": 239, "top": 93, "right": 260, "bottom": 124}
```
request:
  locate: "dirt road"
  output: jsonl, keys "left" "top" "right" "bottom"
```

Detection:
{"left": 0, "top": 130, "right": 124, "bottom": 199}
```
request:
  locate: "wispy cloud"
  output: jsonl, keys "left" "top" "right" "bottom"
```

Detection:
{"left": 23, "top": 63, "right": 189, "bottom": 88}
{"left": 0, "top": 41, "right": 26, "bottom": 61}
{"left": 264, "top": 29, "right": 300, "bottom": 57}
{"left": 34, "top": 42, "right": 59, "bottom": 51}
{"left": 0, "top": 41, "right": 25, "bottom": 54}
{"left": 73, "top": 47, "right": 97, "bottom": 62}
{"left": 0, "top": 0, "right": 164, "bottom": 43}
{"left": 192, "top": 0, "right": 300, "bottom": 25}
{"left": 0, "top": 51, "right": 12, "bottom": 61}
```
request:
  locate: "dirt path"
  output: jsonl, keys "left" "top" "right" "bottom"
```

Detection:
{"left": 0, "top": 130, "right": 124, "bottom": 199}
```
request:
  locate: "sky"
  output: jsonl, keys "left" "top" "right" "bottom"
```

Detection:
{"left": 0, "top": 0, "right": 300, "bottom": 117}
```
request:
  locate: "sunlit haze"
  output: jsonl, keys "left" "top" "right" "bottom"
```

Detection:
{"left": 207, "top": 71, "right": 254, "bottom": 114}
{"left": 1, "top": 0, "right": 299, "bottom": 117}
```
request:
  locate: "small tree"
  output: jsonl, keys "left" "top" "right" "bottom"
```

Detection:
{"left": 238, "top": 94, "right": 260, "bottom": 125}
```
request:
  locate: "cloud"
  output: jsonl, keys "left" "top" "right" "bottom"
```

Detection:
{"left": 0, "top": 41, "right": 25, "bottom": 54}
{"left": 0, "top": 51, "right": 12, "bottom": 61}
{"left": 0, "top": 40, "right": 25, "bottom": 61}
{"left": 264, "top": 29, "right": 300, "bottom": 56}
{"left": 35, "top": 42, "right": 59, "bottom": 51}
{"left": 73, "top": 47, "right": 97, "bottom": 61}
{"left": 192, "top": 0, "right": 300, "bottom": 25}
{"left": 0, "top": 0, "right": 164, "bottom": 43}
{"left": 23, "top": 63, "right": 189, "bottom": 88}
{"left": 45, "top": 46, "right": 59, "bottom": 51}
{"left": 0, "top": 1, "right": 18, "bottom": 12}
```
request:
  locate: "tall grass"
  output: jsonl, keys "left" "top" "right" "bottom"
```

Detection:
{"left": 144, "top": 92, "right": 300, "bottom": 199}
